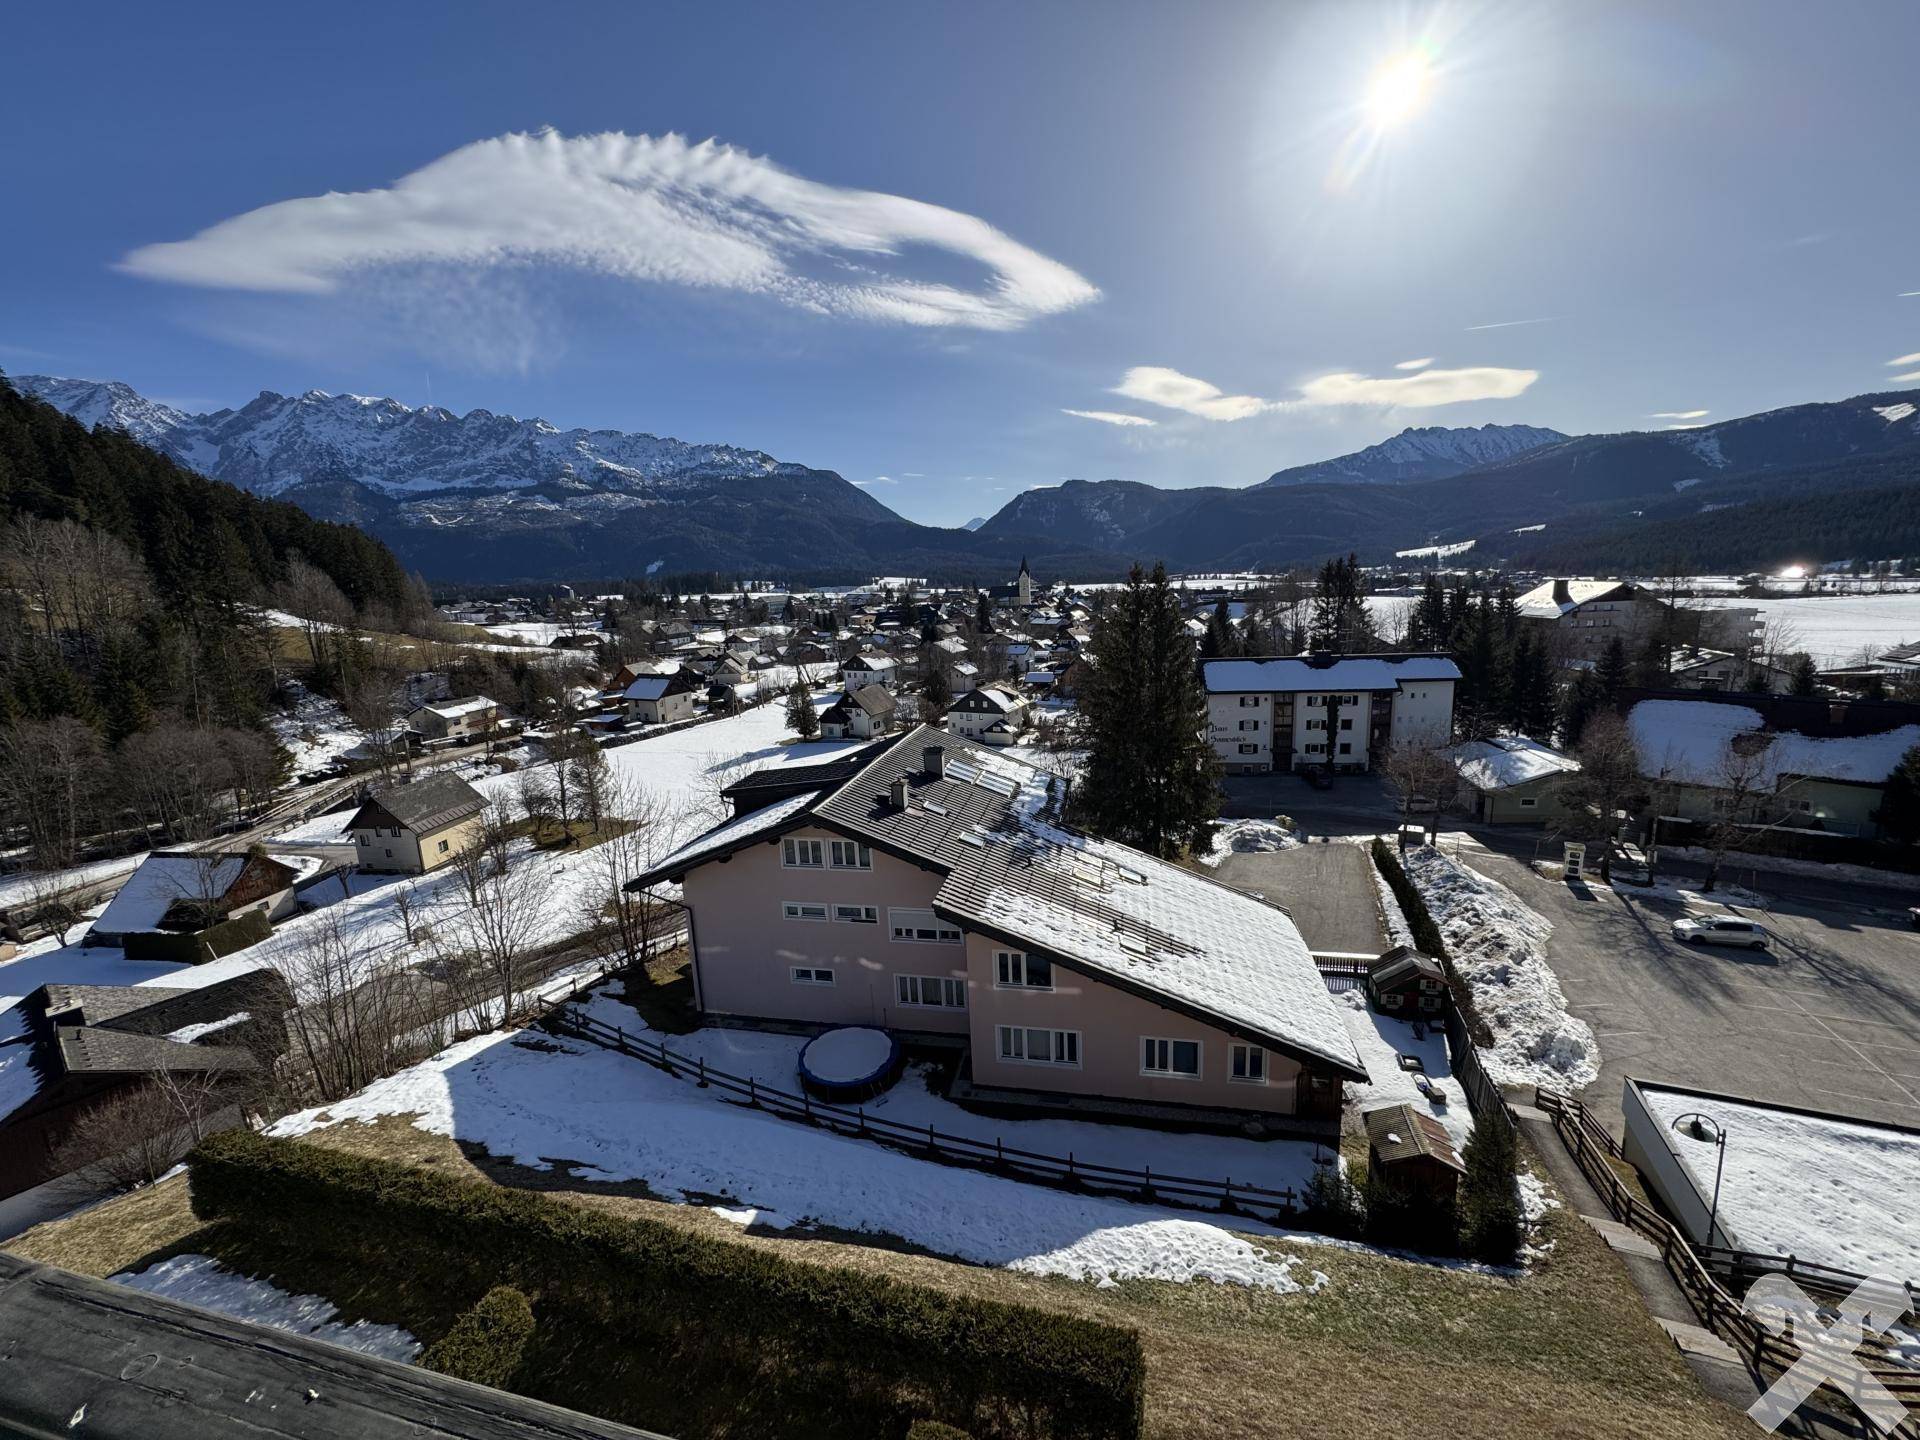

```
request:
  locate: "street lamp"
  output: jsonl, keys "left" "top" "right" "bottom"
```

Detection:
{"left": 1671, "top": 1111, "right": 1729, "bottom": 1250}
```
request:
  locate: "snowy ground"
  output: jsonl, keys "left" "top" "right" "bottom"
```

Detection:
{"left": 1403, "top": 846, "right": 1600, "bottom": 1091}
{"left": 0, "top": 852, "right": 147, "bottom": 910}
{"left": 1612, "top": 875, "right": 1766, "bottom": 908}
{"left": 1637, "top": 1087, "right": 1920, "bottom": 1284}
{"left": 111, "top": 1254, "right": 421, "bottom": 1362}
{"left": 1200, "top": 818, "right": 1303, "bottom": 867}
{"left": 268, "top": 685, "right": 360, "bottom": 775}
{"left": 1694, "top": 594, "right": 1920, "bottom": 666}
{"left": 270, "top": 988, "right": 1336, "bottom": 1293}
{"left": 1338, "top": 991, "right": 1475, "bottom": 1150}
{"left": 1659, "top": 844, "right": 1920, "bottom": 893}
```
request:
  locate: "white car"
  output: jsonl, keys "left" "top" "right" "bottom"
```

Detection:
{"left": 1672, "top": 915, "right": 1769, "bottom": 949}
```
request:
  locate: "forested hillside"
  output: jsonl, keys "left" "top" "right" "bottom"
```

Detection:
{"left": 0, "top": 376, "right": 423, "bottom": 866}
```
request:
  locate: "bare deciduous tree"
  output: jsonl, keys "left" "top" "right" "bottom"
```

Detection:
{"left": 279, "top": 907, "right": 440, "bottom": 1103}
{"left": 0, "top": 718, "right": 106, "bottom": 868}
{"left": 1380, "top": 739, "right": 1459, "bottom": 820}
{"left": 1557, "top": 712, "right": 1647, "bottom": 882}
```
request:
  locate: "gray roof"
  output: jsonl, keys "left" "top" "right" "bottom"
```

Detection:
{"left": 1369, "top": 945, "right": 1445, "bottom": 987}
{"left": 56, "top": 1028, "right": 258, "bottom": 1079}
{"left": 1364, "top": 1103, "right": 1464, "bottom": 1171}
{"left": 353, "top": 772, "right": 485, "bottom": 835}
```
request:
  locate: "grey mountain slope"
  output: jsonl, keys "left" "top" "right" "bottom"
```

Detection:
{"left": 1260, "top": 422, "right": 1568, "bottom": 487}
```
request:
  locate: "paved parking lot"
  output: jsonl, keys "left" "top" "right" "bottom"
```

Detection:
{"left": 1210, "top": 842, "right": 1386, "bottom": 956}
{"left": 1453, "top": 840, "right": 1920, "bottom": 1132}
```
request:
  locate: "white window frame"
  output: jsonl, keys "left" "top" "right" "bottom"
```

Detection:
{"left": 895, "top": 974, "right": 966, "bottom": 1009}
{"left": 781, "top": 900, "right": 829, "bottom": 922}
{"left": 1237, "top": 695, "right": 1261, "bottom": 707}
{"left": 994, "top": 950, "right": 1053, "bottom": 990}
{"left": 996, "top": 1025, "right": 1080, "bottom": 1067}
{"left": 1229, "top": 1043, "right": 1267, "bottom": 1085}
{"left": 782, "top": 837, "right": 825, "bottom": 869}
{"left": 829, "top": 839, "right": 873, "bottom": 870}
{"left": 789, "top": 965, "right": 835, "bottom": 986}
{"left": 889, "top": 907, "right": 962, "bottom": 945}
{"left": 833, "top": 904, "right": 878, "bottom": 924}
{"left": 1238, "top": 743, "right": 1259, "bottom": 755}
{"left": 1141, "top": 1036, "right": 1202, "bottom": 1079}
{"left": 1238, "top": 718, "right": 1259, "bottom": 731}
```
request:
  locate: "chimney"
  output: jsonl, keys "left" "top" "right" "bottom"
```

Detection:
{"left": 888, "top": 776, "right": 911, "bottom": 810}
{"left": 1552, "top": 578, "right": 1571, "bottom": 606}
{"left": 923, "top": 745, "right": 946, "bottom": 779}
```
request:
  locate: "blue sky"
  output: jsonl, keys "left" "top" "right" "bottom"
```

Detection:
{"left": 4, "top": 0, "right": 1918, "bottom": 526}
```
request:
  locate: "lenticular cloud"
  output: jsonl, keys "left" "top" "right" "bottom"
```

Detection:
{"left": 119, "top": 130, "right": 1099, "bottom": 332}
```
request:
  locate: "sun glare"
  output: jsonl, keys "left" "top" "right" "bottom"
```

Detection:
{"left": 1365, "top": 49, "right": 1434, "bottom": 130}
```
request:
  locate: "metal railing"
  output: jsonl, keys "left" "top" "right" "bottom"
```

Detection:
{"left": 1534, "top": 1087, "right": 1919, "bottom": 1437}
{"left": 549, "top": 1007, "right": 1312, "bottom": 1221}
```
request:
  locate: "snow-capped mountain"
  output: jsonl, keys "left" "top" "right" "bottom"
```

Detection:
{"left": 961, "top": 516, "right": 988, "bottom": 531}
{"left": 10, "top": 375, "right": 810, "bottom": 498}
{"left": 1261, "top": 422, "right": 1569, "bottom": 487}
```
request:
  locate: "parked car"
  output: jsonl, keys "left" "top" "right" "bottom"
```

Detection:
{"left": 1672, "top": 915, "right": 1769, "bottom": 949}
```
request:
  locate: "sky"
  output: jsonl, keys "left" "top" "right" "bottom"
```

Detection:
{"left": 4, "top": 0, "right": 1919, "bottom": 528}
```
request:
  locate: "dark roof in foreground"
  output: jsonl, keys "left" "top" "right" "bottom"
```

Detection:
{"left": 0, "top": 1253, "right": 669, "bottom": 1440}
{"left": 1363, "top": 1102, "right": 1465, "bottom": 1170}
{"left": 354, "top": 772, "right": 485, "bottom": 834}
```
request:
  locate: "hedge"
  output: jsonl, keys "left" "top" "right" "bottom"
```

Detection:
{"left": 421, "top": 1286, "right": 535, "bottom": 1389}
{"left": 906, "top": 1424, "right": 975, "bottom": 1440}
{"left": 124, "top": 908, "right": 272, "bottom": 964}
{"left": 189, "top": 1130, "right": 1145, "bottom": 1440}
{"left": 1369, "top": 839, "right": 1492, "bottom": 1046}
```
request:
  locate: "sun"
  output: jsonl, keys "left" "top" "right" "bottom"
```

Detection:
{"left": 1365, "top": 49, "right": 1434, "bottom": 130}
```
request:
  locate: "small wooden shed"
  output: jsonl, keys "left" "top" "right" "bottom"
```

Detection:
{"left": 1367, "top": 945, "right": 1448, "bottom": 1015}
{"left": 1363, "top": 1102, "right": 1465, "bottom": 1202}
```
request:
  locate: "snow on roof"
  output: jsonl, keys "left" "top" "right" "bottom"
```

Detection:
{"left": 972, "top": 687, "right": 1024, "bottom": 712}
{"left": 92, "top": 854, "right": 250, "bottom": 936}
{"left": 1451, "top": 735, "right": 1581, "bottom": 791}
{"left": 622, "top": 674, "right": 680, "bottom": 701}
{"left": 1202, "top": 655, "right": 1461, "bottom": 693}
{"left": 645, "top": 789, "right": 822, "bottom": 876}
{"left": 1636, "top": 1083, "right": 1920, "bottom": 1282}
{"left": 1628, "top": 699, "right": 1920, "bottom": 788}
{"left": 419, "top": 695, "right": 494, "bottom": 719}
{"left": 849, "top": 652, "right": 897, "bottom": 670}
{"left": 1514, "top": 578, "right": 1632, "bottom": 620}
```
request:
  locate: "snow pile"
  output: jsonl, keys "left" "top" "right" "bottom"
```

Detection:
{"left": 1403, "top": 847, "right": 1599, "bottom": 1089}
{"left": 1337, "top": 990, "right": 1473, "bottom": 1148}
{"left": 165, "top": 1011, "right": 250, "bottom": 1043}
{"left": 112, "top": 1254, "right": 421, "bottom": 1362}
{"left": 1200, "top": 818, "right": 1302, "bottom": 866}
{"left": 268, "top": 686, "right": 361, "bottom": 774}
{"left": 1638, "top": 1087, "right": 1920, "bottom": 1283}
{"left": 269, "top": 1006, "right": 1332, "bottom": 1293}
{"left": 1612, "top": 875, "right": 1763, "bottom": 908}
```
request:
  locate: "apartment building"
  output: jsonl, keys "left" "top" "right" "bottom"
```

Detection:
{"left": 1201, "top": 654, "right": 1461, "bottom": 775}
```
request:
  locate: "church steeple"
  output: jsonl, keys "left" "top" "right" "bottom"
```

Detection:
{"left": 1016, "top": 556, "right": 1032, "bottom": 607}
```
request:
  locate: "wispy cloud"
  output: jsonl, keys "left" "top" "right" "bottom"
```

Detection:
{"left": 1665, "top": 423, "right": 1709, "bottom": 431}
{"left": 1102, "top": 361, "right": 1539, "bottom": 421}
{"left": 1891, "top": 371, "right": 1920, "bottom": 384}
{"left": 1112, "top": 367, "right": 1271, "bottom": 421}
{"left": 1394, "top": 357, "right": 1434, "bottom": 371}
{"left": 1650, "top": 409, "right": 1709, "bottom": 420}
{"left": 1903, "top": 291, "right": 1920, "bottom": 298}
{"left": 118, "top": 130, "right": 1099, "bottom": 334}
{"left": 900, "top": 471, "right": 925, "bottom": 477}
{"left": 852, "top": 475, "right": 898, "bottom": 487}
{"left": 1062, "top": 407, "right": 1157, "bottom": 427}
{"left": 1891, "top": 353, "right": 1920, "bottom": 367}
{"left": 1463, "top": 316, "right": 1563, "bottom": 332}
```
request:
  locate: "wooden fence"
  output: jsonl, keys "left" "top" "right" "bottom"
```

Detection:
{"left": 550, "top": 1007, "right": 1314, "bottom": 1222}
{"left": 1534, "top": 1087, "right": 1919, "bottom": 1438}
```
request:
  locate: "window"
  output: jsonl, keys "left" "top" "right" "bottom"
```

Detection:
{"left": 782, "top": 838, "right": 825, "bottom": 868}
{"left": 437, "top": 839, "right": 450, "bottom": 854}
{"left": 1306, "top": 742, "right": 1324, "bottom": 755}
{"left": 829, "top": 840, "right": 872, "bottom": 869}
{"left": 1238, "top": 743, "right": 1259, "bottom": 755}
{"left": 995, "top": 950, "right": 1053, "bottom": 989}
{"left": 1339, "top": 718, "right": 1353, "bottom": 731}
{"left": 890, "top": 908, "right": 962, "bottom": 945}
{"left": 1142, "top": 1037, "right": 1201, "bottom": 1078}
{"left": 1306, "top": 694, "right": 1322, "bottom": 706}
{"left": 1307, "top": 718, "right": 1326, "bottom": 731}
{"left": 997, "top": 1025, "right": 1079, "bottom": 1067}
{"left": 1229, "top": 1044, "right": 1266, "bottom": 1084}
{"left": 1339, "top": 742, "right": 1353, "bottom": 755}
{"left": 1238, "top": 695, "right": 1261, "bottom": 708}
{"left": 782, "top": 901, "right": 829, "bottom": 922}
{"left": 1519, "top": 797, "right": 1538, "bottom": 808}
{"left": 833, "top": 904, "right": 878, "bottom": 924}
{"left": 896, "top": 974, "right": 966, "bottom": 1009}
{"left": 1238, "top": 719, "right": 1259, "bottom": 731}
{"left": 790, "top": 966, "right": 835, "bottom": 985}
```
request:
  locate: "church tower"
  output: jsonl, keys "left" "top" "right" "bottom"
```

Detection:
{"left": 1016, "top": 556, "right": 1032, "bottom": 608}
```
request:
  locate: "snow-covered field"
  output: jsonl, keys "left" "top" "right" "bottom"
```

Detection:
{"left": 1403, "top": 846, "right": 1599, "bottom": 1090}
{"left": 271, "top": 989, "right": 1334, "bottom": 1293}
{"left": 1695, "top": 593, "right": 1920, "bottom": 666}
{"left": 112, "top": 1253, "right": 421, "bottom": 1361}
{"left": 268, "top": 686, "right": 360, "bottom": 774}
{"left": 1637, "top": 1088, "right": 1920, "bottom": 1283}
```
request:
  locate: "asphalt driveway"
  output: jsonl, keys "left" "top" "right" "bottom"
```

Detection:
{"left": 1451, "top": 839, "right": 1920, "bottom": 1132}
{"left": 1211, "top": 842, "right": 1386, "bottom": 957}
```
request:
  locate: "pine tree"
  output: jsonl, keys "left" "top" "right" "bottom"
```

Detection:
{"left": 1875, "top": 744, "right": 1920, "bottom": 845}
{"left": 785, "top": 679, "right": 819, "bottom": 740}
{"left": 975, "top": 591, "right": 992, "bottom": 633}
{"left": 1595, "top": 635, "right": 1631, "bottom": 701}
{"left": 1413, "top": 573, "right": 1449, "bottom": 650}
{"left": 1077, "top": 562, "right": 1219, "bottom": 856}
{"left": 923, "top": 663, "right": 952, "bottom": 714}
{"left": 1559, "top": 667, "right": 1607, "bottom": 748}
{"left": 1458, "top": 1116, "right": 1522, "bottom": 1263}
{"left": 1787, "top": 654, "right": 1820, "bottom": 697}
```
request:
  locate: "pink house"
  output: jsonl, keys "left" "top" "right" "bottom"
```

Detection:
{"left": 630, "top": 726, "right": 1366, "bottom": 1128}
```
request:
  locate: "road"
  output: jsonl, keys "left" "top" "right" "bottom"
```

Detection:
{"left": 1221, "top": 773, "right": 1920, "bottom": 1133}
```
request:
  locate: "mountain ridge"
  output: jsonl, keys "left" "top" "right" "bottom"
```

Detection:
{"left": 1260, "top": 422, "right": 1568, "bottom": 487}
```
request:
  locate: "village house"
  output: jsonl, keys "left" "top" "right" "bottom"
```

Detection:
{"left": 1366, "top": 945, "right": 1448, "bottom": 1015}
{"left": 628, "top": 728, "right": 1367, "bottom": 1129}
{"left": 1666, "top": 646, "right": 1793, "bottom": 693}
{"left": 406, "top": 695, "right": 504, "bottom": 745}
{"left": 945, "top": 686, "right": 1030, "bottom": 745}
{"left": 623, "top": 669, "right": 701, "bottom": 726}
{"left": 842, "top": 652, "right": 900, "bottom": 691}
{"left": 820, "top": 684, "right": 897, "bottom": 740}
{"left": 1514, "top": 578, "right": 1671, "bottom": 665}
{"left": 88, "top": 849, "right": 327, "bottom": 959}
{"left": 1626, "top": 690, "right": 1920, "bottom": 839}
{"left": 1201, "top": 653, "right": 1460, "bottom": 775}
{"left": 1448, "top": 734, "right": 1582, "bottom": 823}
{"left": 1363, "top": 1103, "right": 1465, "bottom": 1202}
{"left": 345, "top": 772, "right": 488, "bottom": 875}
